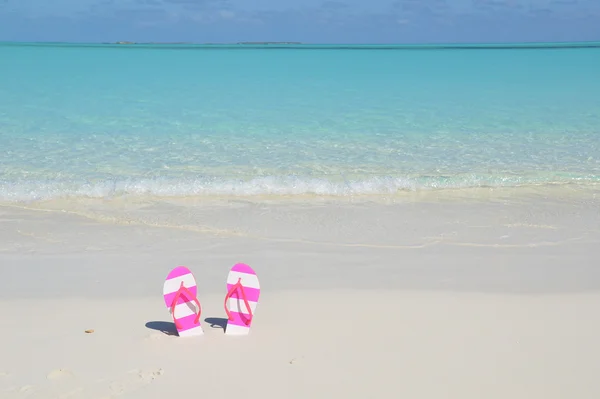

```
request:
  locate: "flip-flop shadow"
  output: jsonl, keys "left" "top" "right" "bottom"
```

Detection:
{"left": 204, "top": 317, "right": 227, "bottom": 331}
{"left": 145, "top": 321, "right": 178, "bottom": 336}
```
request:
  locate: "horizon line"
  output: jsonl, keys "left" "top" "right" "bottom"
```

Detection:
{"left": 1, "top": 39, "right": 600, "bottom": 46}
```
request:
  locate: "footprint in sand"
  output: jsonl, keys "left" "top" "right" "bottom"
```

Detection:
{"left": 45, "top": 369, "right": 83, "bottom": 399}
{"left": 143, "top": 329, "right": 180, "bottom": 341}
{"left": 54, "top": 387, "right": 85, "bottom": 399}
{"left": 2, "top": 384, "right": 32, "bottom": 395}
{"left": 12, "top": 385, "right": 35, "bottom": 395}
{"left": 47, "top": 369, "right": 75, "bottom": 381}
{"left": 105, "top": 368, "right": 164, "bottom": 397}
{"left": 0, "top": 372, "right": 14, "bottom": 396}
{"left": 143, "top": 333, "right": 166, "bottom": 341}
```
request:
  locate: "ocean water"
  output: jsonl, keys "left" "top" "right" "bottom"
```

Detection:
{"left": 1, "top": 42, "right": 599, "bottom": 202}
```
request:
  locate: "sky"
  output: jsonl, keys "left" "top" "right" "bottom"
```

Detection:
{"left": 0, "top": 0, "right": 598, "bottom": 44}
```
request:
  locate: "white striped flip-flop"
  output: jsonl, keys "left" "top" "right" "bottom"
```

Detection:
{"left": 163, "top": 266, "right": 204, "bottom": 337}
{"left": 223, "top": 263, "right": 260, "bottom": 335}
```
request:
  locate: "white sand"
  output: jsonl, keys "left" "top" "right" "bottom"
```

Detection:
{"left": 1, "top": 190, "right": 600, "bottom": 398}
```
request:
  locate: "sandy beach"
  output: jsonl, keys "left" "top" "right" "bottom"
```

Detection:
{"left": 1, "top": 188, "right": 600, "bottom": 398}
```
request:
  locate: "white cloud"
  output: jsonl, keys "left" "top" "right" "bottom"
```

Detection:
{"left": 218, "top": 9, "right": 234, "bottom": 18}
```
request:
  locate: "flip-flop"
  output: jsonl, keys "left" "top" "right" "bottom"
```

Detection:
{"left": 224, "top": 263, "right": 260, "bottom": 335}
{"left": 163, "top": 266, "right": 204, "bottom": 337}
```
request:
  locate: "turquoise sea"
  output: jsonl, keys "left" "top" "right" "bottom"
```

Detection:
{"left": 1, "top": 42, "right": 599, "bottom": 202}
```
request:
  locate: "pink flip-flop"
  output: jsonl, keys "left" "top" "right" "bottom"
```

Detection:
{"left": 163, "top": 266, "right": 204, "bottom": 337}
{"left": 224, "top": 263, "right": 260, "bottom": 335}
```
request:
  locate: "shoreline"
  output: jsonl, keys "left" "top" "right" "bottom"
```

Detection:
{"left": 3, "top": 181, "right": 599, "bottom": 208}
{"left": 1, "top": 188, "right": 598, "bottom": 298}
{"left": 1, "top": 177, "right": 599, "bottom": 204}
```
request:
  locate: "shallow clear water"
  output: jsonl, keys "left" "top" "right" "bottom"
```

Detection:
{"left": 1, "top": 42, "right": 599, "bottom": 201}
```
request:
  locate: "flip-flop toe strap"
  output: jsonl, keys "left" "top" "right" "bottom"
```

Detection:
{"left": 224, "top": 278, "right": 253, "bottom": 325}
{"left": 170, "top": 282, "right": 202, "bottom": 330}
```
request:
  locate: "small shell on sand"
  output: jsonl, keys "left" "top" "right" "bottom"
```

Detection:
{"left": 84, "top": 329, "right": 95, "bottom": 334}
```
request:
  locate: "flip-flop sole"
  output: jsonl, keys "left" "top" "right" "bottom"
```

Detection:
{"left": 225, "top": 263, "right": 260, "bottom": 335}
{"left": 163, "top": 266, "right": 204, "bottom": 337}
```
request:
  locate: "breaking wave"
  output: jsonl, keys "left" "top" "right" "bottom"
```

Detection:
{"left": 1, "top": 173, "right": 599, "bottom": 202}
